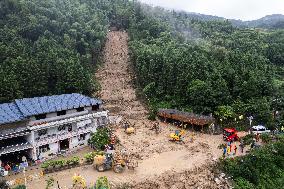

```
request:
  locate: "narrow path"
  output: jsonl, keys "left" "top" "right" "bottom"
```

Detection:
{"left": 96, "top": 31, "right": 147, "bottom": 120}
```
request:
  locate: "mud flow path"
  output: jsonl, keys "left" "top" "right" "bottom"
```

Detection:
{"left": 96, "top": 31, "right": 147, "bottom": 120}
{"left": 24, "top": 31, "right": 232, "bottom": 189}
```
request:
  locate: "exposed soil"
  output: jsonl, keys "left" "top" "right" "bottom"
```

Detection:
{"left": 19, "top": 31, "right": 234, "bottom": 189}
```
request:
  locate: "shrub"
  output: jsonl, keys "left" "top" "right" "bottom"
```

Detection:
{"left": 220, "top": 141, "right": 284, "bottom": 189}
{"left": 89, "top": 128, "right": 110, "bottom": 150}
{"left": 260, "top": 133, "right": 271, "bottom": 143}
{"left": 41, "top": 156, "right": 80, "bottom": 169}
{"left": 13, "top": 185, "right": 26, "bottom": 189}
{"left": 233, "top": 178, "right": 254, "bottom": 189}
{"left": 96, "top": 176, "right": 110, "bottom": 189}
{"left": 241, "top": 134, "right": 254, "bottom": 145}
{"left": 45, "top": 177, "right": 54, "bottom": 189}
{"left": 67, "top": 156, "right": 80, "bottom": 165}
{"left": 84, "top": 151, "right": 105, "bottom": 163}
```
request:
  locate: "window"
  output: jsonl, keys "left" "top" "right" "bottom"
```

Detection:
{"left": 78, "top": 133, "right": 87, "bottom": 141}
{"left": 58, "top": 125, "right": 66, "bottom": 131}
{"left": 39, "top": 144, "right": 50, "bottom": 153}
{"left": 35, "top": 114, "right": 47, "bottom": 120}
{"left": 38, "top": 129, "right": 47, "bottom": 136}
{"left": 68, "top": 125, "right": 72, "bottom": 132}
{"left": 57, "top": 110, "right": 66, "bottom": 116}
{"left": 92, "top": 104, "right": 100, "bottom": 111}
{"left": 76, "top": 107, "right": 84, "bottom": 112}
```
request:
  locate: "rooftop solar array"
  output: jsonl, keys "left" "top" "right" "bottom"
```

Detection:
{"left": 0, "top": 93, "right": 102, "bottom": 125}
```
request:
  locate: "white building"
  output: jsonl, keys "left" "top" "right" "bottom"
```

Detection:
{"left": 0, "top": 93, "right": 108, "bottom": 162}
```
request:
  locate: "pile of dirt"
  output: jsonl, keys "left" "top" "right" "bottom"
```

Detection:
{"left": 119, "top": 165, "right": 232, "bottom": 189}
{"left": 96, "top": 31, "right": 147, "bottom": 120}
{"left": 114, "top": 164, "right": 231, "bottom": 189}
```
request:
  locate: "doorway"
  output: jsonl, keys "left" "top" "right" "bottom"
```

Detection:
{"left": 59, "top": 139, "right": 69, "bottom": 151}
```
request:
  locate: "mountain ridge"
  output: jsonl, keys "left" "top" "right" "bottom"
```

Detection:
{"left": 173, "top": 9, "right": 284, "bottom": 29}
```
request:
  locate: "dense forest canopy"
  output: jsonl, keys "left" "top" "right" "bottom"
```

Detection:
{"left": 0, "top": 0, "right": 283, "bottom": 128}
{"left": 0, "top": 0, "right": 119, "bottom": 102}
{"left": 127, "top": 3, "right": 284, "bottom": 127}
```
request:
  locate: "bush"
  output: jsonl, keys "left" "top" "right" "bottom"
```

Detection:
{"left": 234, "top": 178, "right": 254, "bottom": 189}
{"left": 260, "top": 133, "right": 271, "bottom": 143}
{"left": 241, "top": 134, "right": 254, "bottom": 145}
{"left": 13, "top": 185, "right": 26, "bottom": 189}
{"left": 84, "top": 151, "right": 105, "bottom": 163}
{"left": 41, "top": 156, "right": 80, "bottom": 170}
{"left": 220, "top": 141, "right": 284, "bottom": 188}
{"left": 96, "top": 176, "right": 110, "bottom": 189}
{"left": 66, "top": 156, "right": 80, "bottom": 165}
{"left": 89, "top": 128, "right": 110, "bottom": 150}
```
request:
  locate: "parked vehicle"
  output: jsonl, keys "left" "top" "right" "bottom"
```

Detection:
{"left": 249, "top": 125, "right": 270, "bottom": 134}
{"left": 223, "top": 128, "right": 239, "bottom": 141}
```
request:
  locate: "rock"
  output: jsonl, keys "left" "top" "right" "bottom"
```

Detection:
{"left": 214, "top": 178, "right": 221, "bottom": 185}
{"left": 220, "top": 173, "right": 226, "bottom": 178}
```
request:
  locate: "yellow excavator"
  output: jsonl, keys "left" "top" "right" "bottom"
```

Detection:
{"left": 169, "top": 129, "right": 185, "bottom": 143}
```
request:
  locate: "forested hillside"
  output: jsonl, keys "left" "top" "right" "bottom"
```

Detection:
{"left": 0, "top": 0, "right": 120, "bottom": 103}
{"left": 128, "top": 3, "right": 284, "bottom": 126}
{"left": 0, "top": 0, "right": 283, "bottom": 127}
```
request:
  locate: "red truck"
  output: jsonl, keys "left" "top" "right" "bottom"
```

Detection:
{"left": 223, "top": 128, "right": 239, "bottom": 141}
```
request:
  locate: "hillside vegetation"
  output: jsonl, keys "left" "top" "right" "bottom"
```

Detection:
{"left": 128, "top": 4, "right": 284, "bottom": 127}
{"left": 0, "top": 0, "right": 115, "bottom": 102}
{"left": 221, "top": 138, "right": 284, "bottom": 189}
{"left": 0, "top": 0, "right": 283, "bottom": 125}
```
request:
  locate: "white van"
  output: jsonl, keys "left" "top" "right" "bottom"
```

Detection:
{"left": 249, "top": 125, "right": 270, "bottom": 134}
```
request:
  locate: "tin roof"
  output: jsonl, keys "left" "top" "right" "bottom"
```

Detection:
{"left": 157, "top": 109, "right": 215, "bottom": 126}
{"left": 0, "top": 93, "right": 102, "bottom": 125}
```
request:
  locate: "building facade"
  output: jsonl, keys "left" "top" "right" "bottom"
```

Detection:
{"left": 0, "top": 93, "right": 108, "bottom": 162}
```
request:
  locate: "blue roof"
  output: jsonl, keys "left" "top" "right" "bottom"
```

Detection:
{"left": 0, "top": 93, "right": 102, "bottom": 125}
{"left": 0, "top": 103, "right": 25, "bottom": 125}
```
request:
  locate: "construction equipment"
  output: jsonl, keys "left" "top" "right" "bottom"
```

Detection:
{"left": 93, "top": 151, "right": 138, "bottom": 173}
{"left": 169, "top": 129, "right": 185, "bottom": 143}
{"left": 123, "top": 121, "right": 135, "bottom": 134}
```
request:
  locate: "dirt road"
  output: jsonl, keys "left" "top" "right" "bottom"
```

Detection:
{"left": 23, "top": 31, "right": 231, "bottom": 189}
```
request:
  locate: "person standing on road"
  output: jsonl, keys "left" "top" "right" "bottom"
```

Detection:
{"left": 234, "top": 143, "right": 237, "bottom": 155}
{"left": 227, "top": 144, "right": 230, "bottom": 155}
{"left": 239, "top": 141, "right": 244, "bottom": 153}
{"left": 223, "top": 145, "right": 227, "bottom": 157}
